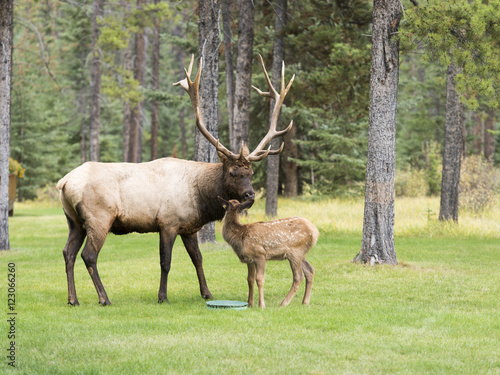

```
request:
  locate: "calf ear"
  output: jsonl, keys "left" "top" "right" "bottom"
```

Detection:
{"left": 238, "top": 199, "right": 254, "bottom": 212}
{"left": 218, "top": 196, "right": 229, "bottom": 209}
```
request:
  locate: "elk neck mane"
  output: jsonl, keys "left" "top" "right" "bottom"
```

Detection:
{"left": 194, "top": 162, "right": 229, "bottom": 224}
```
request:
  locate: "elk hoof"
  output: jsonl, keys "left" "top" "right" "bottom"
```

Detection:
{"left": 99, "top": 299, "right": 111, "bottom": 306}
{"left": 68, "top": 300, "right": 80, "bottom": 306}
{"left": 158, "top": 297, "right": 170, "bottom": 304}
{"left": 202, "top": 292, "right": 213, "bottom": 300}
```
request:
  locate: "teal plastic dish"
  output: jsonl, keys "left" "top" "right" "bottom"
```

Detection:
{"left": 206, "top": 300, "right": 248, "bottom": 310}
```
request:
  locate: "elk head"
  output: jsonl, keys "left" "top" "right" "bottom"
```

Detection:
{"left": 174, "top": 54, "right": 295, "bottom": 204}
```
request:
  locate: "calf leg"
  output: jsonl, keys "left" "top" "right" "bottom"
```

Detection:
{"left": 301, "top": 259, "right": 315, "bottom": 305}
{"left": 247, "top": 262, "right": 256, "bottom": 307}
{"left": 158, "top": 229, "right": 177, "bottom": 303}
{"left": 255, "top": 259, "right": 266, "bottom": 309}
{"left": 81, "top": 232, "right": 111, "bottom": 306}
{"left": 280, "top": 257, "right": 304, "bottom": 307}
{"left": 181, "top": 233, "right": 212, "bottom": 299}
{"left": 62, "top": 215, "right": 86, "bottom": 306}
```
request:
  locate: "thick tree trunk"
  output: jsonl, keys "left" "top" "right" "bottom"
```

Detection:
{"left": 80, "top": 90, "right": 87, "bottom": 163}
{"left": 177, "top": 48, "right": 187, "bottom": 159}
{"left": 0, "top": 0, "right": 13, "bottom": 250}
{"left": 222, "top": 0, "right": 235, "bottom": 146}
{"left": 172, "top": 23, "right": 186, "bottom": 159}
{"left": 89, "top": 0, "right": 104, "bottom": 162}
{"left": 231, "top": 0, "right": 255, "bottom": 152}
{"left": 80, "top": 47, "right": 88, "bottom": 163}
{"left": 439, "top": 64, "right": 464, "bottom": 222}
{"left": 129, "top": 0, "right": 146, "bottom": 163}
{"left": 265, "top": 0, "right": 287, "bottom": 217}
{"left": 353, "top": 0, "right": 400, "bottom": 265}
{"left": 197, "top": 0, "right": 220, "bottom": 243}
{"left": 151, "top": 0, "right": 160, "bottom": 161}
{"left": 283, "top": 123, "right": 298, "bottom": 197}
{"left": 484, "top": 109, "right": 495, "bottom": 161}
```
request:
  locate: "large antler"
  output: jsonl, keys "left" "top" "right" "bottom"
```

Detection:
{"left": 247, "top": 54, "right": 295, "bottom": 162}
{"left": 173, "top": 55, "right": 240, "bottom": 160}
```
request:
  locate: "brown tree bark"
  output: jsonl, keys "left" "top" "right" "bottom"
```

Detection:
{"left": 283, "top": 124, "right": 298, "bottom": 197}
{"left": 129, "top": 0, "right": 146, "bottom": 163}
{"left": 439, "top": 64, "right": 464, "bottom": 222}
{"left": 265, "top": 0, "right": 287, "bottom": 217}
{"left": 196, "top": 0, "right": 220, "bottom": 243}
{"left": 222, "top": 0, "right": 235, "bottom": 147}
{"left": 484, "top": 109, "right": 495, "bottom": 161}
{"left": 0, "top": 0, "right": 13, "bottom": 250}
{"left": 177, "top": 48, "right": 187, "bottom": 159}
{"left": 150, "top": 0, "right": 161, "bottom": 161}
{"left": 80, "top": 90, "right": 87, "bottom": 163}
{"left": 89, "top": 0, "right": 104, "bottom": 162}
{"left": 353, "top": 0, "right": 401, "bottom": 265}
{"left": 231, "top": 0, "right": 255, "bottom": 152}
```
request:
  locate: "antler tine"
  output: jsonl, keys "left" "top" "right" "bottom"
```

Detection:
{"left": 248, "top": 54, "right": 295, "bottom": 161}
{"left": 247, "top": 142, "right": 285, "bottom": 162}
{"left": 174, "top": 55, "right": 238, "bottom": 160}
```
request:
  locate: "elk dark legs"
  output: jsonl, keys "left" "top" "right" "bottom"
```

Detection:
{"left": 81, "top": 232, "right": 111, "bottom": 305}
{"left": 62, "top": 218, "right": 86, "bottom": 306}
{"left": 181, "top": 233, "right": 213, "bottom": 299}
{"left": 158, "top": 229, "right": 177, "bottom": 303}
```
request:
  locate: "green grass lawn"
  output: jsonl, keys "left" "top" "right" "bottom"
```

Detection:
{"left": 2, "top": 198, "right": 499, "bottom": 374}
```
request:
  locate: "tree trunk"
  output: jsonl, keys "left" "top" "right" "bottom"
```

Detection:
{"left": 177, "top": 47, "right": 187, "bottom": 158}
{"left": 197, "top": 0, "right": 220, "bottom": 243}
{"left": 222, "top": 0, "right": 235, "bottom": 147}
{"left": 173, "top": 23, "right": 187, "bottom": 159}
{"left": 265, "top": 0, "right": 287, "bottom": 217}
{"left": 80, "top": 90, "right": 87, "bottom": 163}
{"left": 80, "top": 47, "right": 88, "bottom": 163}
{"left": 129, "top": 0, "right": 146, "bottom": 163}
{"left": 0, "top": 0, "right": 13, "bottom": 250}
{"left": 283, "top": 124, "right": 298, "bottom": 197}
{"left": 231, "top": 0, "right": 255, "bottom": 152}
{"left": 484, "top": 109, "right": 495, "bottom": 161}
{"left": 89, "top": 0, "right": 104, "bottom": 162}
{"left": 352, "top": 0, "right": 401, "bottom": 266}
{"left": 151, "top": 0, "right": 160, "bottom": 161}
{"left": 439, "top": 64, "right": 464, "bottom": 222}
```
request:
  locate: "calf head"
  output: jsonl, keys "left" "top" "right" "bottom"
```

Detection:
{"left": 218, "top": 196, "right": 255, "bottom": 214}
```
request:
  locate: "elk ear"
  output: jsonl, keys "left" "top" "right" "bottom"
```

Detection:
{"left": 218, "top": 196, "right": 229, "bottom": 210}
{"left": 238, "top": 199, "right": 254, "bottom": 212}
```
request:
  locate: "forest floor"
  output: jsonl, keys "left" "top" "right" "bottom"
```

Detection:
{"left": 1, "top": 197, "right": 499, "bottom": 374}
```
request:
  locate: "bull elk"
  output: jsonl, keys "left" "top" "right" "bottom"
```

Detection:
{"left": 57, "top": 54, "right": 295, "bottom": 306}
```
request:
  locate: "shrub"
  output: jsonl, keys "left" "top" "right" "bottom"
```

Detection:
{"left": 9, "top": 157, "right": 25, "bottom": 178}
{"left": 423, "top": 141, "right": 442, "bottom": 195}
{"left": 459, "top": 155, "right": 499, "bottom": 213}
{"left": 396, "top": 168, "right": 429, "bottom": 197}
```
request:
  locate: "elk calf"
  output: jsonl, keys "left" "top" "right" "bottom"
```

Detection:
{"left": 219, "top": 197, "right": 319, "bottom": 308}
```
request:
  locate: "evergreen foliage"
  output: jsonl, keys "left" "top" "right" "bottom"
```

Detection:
{"left": 8, "top": 0, "right": 499, "bottom": 199}
{"left": 399, "top": 0, "right": 500, "bottom": 109}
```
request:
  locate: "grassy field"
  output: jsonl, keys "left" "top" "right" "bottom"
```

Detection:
{"left": 1, "top": 197, "right": 499, "bottom": 374}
